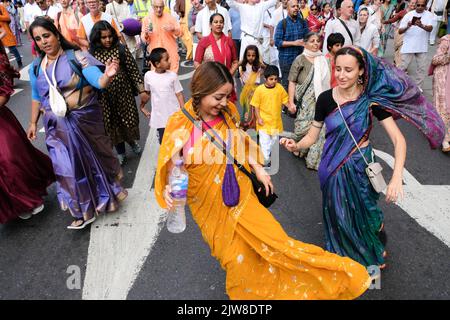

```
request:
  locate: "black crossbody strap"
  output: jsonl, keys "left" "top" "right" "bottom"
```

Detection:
{"left": 338, "top": 18, "right": 354, "bottom": 44}
{"left": 181, "top": 108, "right": 256, "bottom": 182}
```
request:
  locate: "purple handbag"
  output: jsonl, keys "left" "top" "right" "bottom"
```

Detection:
{"left": 222, "top": 134, "right": 240, "bottom": 207}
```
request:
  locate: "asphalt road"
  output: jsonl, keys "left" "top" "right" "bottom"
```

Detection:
{"left": 0, "top": 38, "right": 449, "bottom": 300}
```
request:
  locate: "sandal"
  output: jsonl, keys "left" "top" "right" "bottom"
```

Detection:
{"left": 67, "top": 216, "right": 96, "bottom": 230}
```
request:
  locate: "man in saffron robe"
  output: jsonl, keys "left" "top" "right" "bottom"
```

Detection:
{"left": 141, "top": 0, "right": 182, "bottom": 73}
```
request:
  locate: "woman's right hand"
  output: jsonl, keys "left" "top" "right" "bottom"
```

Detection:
{"left": 280, "top": 138, "right": 298, "bottom": 153}
{"left": 163, "top": 184, "right": 174, "bottom": 210}
{"left": 27, "top": 123, "right": 37, "bottom": 141}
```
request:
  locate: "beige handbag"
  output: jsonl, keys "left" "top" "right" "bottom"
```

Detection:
{"left": 337, "top": 103, "right": 387, "bottom": 193}
{"left": 42, "top": 55, "right": 68, "bottom": 117}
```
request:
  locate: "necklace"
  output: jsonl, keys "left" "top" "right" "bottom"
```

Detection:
{"left": 47, "top": 48, "right": 64, "bottom": 61}
{"left": 336, "top": 84, "right": 361, "bottom": 102}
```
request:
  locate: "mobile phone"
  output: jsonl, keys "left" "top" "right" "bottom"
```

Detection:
{"left": 411, "top": 16, "right": 421, "bottom": 25}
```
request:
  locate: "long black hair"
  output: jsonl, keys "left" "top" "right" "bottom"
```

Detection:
{"left": 89, "top": 20, "right": 120, "bottom": 54}
{"left": 241, "top": 45, "right": 261, "bottom": 73}
{"left": 29, "top": 17, "right": 80, "bottom": 57}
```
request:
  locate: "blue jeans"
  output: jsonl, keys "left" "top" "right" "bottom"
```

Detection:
{"left": 447, "top": 16, "right": 450, "bottom": 34}
{"left": 8, "top": 46, "right": 22, "bottom": 67}
{"left": 279, "top": 61, "right": 292, "bottom": 91}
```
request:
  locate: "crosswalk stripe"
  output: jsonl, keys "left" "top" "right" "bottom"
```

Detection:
{"left": 82, "top": 128, "right": 166, "bottom": 299}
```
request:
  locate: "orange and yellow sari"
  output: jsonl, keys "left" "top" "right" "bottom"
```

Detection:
{"left": 155, "top": 100, "right": 371, "bottom": 300}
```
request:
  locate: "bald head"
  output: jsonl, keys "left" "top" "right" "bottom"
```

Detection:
{"left": 340, "top": 0, "right": 354, "bottom": 20}
{"left": 287, "top": 0, "right": 299, "bottom": 19}
{"left": 153, "top": 0, "right": 165, "bottom": 17}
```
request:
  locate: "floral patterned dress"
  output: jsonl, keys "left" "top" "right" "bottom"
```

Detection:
{"left": 290, "top": 55, "right": 326, "bottom": 171}
{"left": 432, "top": 34, "right": 450, "bottom": 144}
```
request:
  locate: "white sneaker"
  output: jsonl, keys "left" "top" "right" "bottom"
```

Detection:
{"left": 32, "top": 204, "right": 45, "bottom": 215}
{"left": 18, "top": 213, "right": 32, "bottom": 220}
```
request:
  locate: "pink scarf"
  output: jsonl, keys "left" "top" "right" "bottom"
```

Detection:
{"left": 208, "top": 32, "right": 232, "bottom": 70}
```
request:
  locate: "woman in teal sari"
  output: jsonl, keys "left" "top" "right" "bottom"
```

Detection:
{"left": 378, "top": 0, "right": 397, "bottom": 57}
{"left": 281, "top": 47, "right": 445, "bottom": 269}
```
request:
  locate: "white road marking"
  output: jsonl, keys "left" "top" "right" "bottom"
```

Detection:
{"left": 82, "top": 128, "right": 166, "bottom": 300}
{"left": 180, "top": 61, "right": 194, "bottom": 68}
{"left": 374, "top": 149, "right": 450, "bottom": 248}
{"left": 20, "top": 63, "right": 32, "bottom": 82}
{"left": 178, "top": 70, "right": 195, "bottom": 81}
{"left": 11, "top": 88, "right": 23, "bottom": 97}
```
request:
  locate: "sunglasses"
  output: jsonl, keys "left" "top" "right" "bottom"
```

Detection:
{"left": 416, "top": 4, "right": 426, "bottom": 7}
{"left": 311, "top": 8, "right": 318, "bottom": 10}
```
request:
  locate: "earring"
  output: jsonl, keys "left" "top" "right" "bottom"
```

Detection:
{"left": 358, "top": 76, "right": 364, "bottom": 85}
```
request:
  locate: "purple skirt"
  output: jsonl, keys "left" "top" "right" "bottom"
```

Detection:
{"left": 42, "top": 104, "right": 127, "bottom": 220}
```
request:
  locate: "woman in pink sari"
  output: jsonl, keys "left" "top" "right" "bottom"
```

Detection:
{"left": 431, "top": 34, "right": 450, "bottom": 152}
{"left": 194, "top": 13, "right": 238, "bottom": 102}
{"left": 307, "top": 4, "right": 325, "bottom": 34}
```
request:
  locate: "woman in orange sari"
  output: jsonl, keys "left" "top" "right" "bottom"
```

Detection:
{"left": 155, "top": 61, "right": 372, "bottom": 300}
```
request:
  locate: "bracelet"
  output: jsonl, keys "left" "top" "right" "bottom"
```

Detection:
{"left": 29, "top": 121, "right": 37, "bottom": 126}
{"left": 311, "top": 123, "right": 323, "bottom": 129}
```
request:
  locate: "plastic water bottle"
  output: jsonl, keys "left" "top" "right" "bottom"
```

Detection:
{"left": 167, "top": 159, "right": 188, "bottom": 233}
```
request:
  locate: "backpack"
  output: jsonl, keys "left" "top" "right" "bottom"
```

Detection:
{"left": 281, "top": 11, "right": 305, "bottom": 37}
{"left": 33, "top": 49, "right": 86, "bottom": 90}
{"left": 33, "top": 49, "right": 96, "bottom": 108}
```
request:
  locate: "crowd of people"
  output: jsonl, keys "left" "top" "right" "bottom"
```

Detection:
{"left": 0, "top": 0, "right": 449, "bottom": 300}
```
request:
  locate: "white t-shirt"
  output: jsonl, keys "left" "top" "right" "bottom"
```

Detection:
{"left": 359, "top": 23, "right": 380, "bottom": 51}
{"left": 106, "top": 1, "right": 132, "bottom": 24}
{"left": 24, "top": 2, "right": 39, "bottom": 24}
{"left": 270, "top": 6, "right": 287, "bottom": 30}
{"left": 262, "top": 7, "right": 275, "bottom": 38}
{"left": 144, "top": 70, "right": 183, "bottom": 129}
{"left": 228, "top": 0, "right": 277, "bottom": 39}
{"left": 28, "top": 5, "right": 60, "bottom": 22}
{"left": 323, "top": 18, "right": 361, "bottom": 54}
{"left": 399, "top": 10, "right": 434, "bottom": 54}
{"left": 194, "top": 5, "right": 232, "bottom": 37}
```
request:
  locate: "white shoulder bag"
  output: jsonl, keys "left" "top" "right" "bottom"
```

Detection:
{"left": 42, "top": 55, "right": 68, "bottom": 117}
{"left": 337, "top": 102, "right": 387, "bottom": 193}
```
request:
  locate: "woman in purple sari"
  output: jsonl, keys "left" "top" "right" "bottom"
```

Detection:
{"left": 281, "top": 47, "right": 445, "bottom": 270}
{"left": 27, "top": 17, "right": 128, "bottom": 230}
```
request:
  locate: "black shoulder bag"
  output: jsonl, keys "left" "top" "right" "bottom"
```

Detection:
{"left": 181, "top": 108, "right": 278, "bottom": 208}
{"left": 338, "top": 18, "right": 354, "bottom": 44}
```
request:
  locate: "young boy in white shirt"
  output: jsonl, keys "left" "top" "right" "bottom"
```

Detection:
{"left": 140, "top": 47, "right": 185, "bottom": 144}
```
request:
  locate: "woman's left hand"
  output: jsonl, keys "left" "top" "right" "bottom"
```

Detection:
{"left": 105, "top": 58, "right": 120, "bottom": 78}
{"left": 385, "top": 176, "right": 404, "bottom": 203}
{"left": 254, "top": 165, "right": 274, "bottom": 196}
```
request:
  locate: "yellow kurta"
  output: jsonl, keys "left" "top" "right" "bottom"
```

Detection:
{"left": 251, "top": 83, "right": 288, "bottom": 135}
{"left": 155, "top": 100, "right": 371, "bottom": 300}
